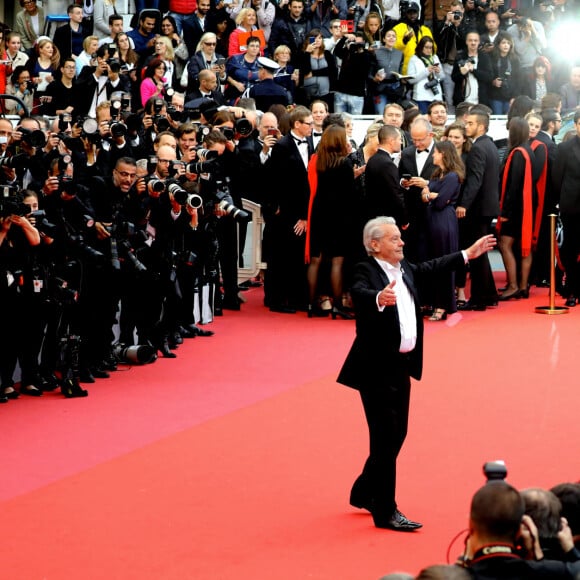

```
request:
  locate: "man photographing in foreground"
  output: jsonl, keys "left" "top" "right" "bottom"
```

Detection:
{"left": 337, "top": 216, "right": 496, "bottom": 531}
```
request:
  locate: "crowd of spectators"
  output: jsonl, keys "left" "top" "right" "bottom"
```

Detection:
{"left": 0, "top": 0, "right": 579, "bottom": 402}
{"left": 377, "top": 474, "right": 580, "bottom": 579}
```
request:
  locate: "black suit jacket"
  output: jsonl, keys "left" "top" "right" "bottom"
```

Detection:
{"left": 534, "top": 131, "right": 558, "bottom": 210}
{"left": 182, "top": 13, "right": 218, "bottom": 58}
{"left": 364, "top": 149, "right": 407, "bottom": 225}
{"left": 553, "top": 135, "right": 580, "bottom": 217}
{"left": 337, "top": 252, "right": 466, "bottom": 389}
{"left": 52, "top": 22, "right": 89, "bottom": 61}
{"left": 459, "top": 133, "right": 500, "bottom": 219}
{"left": 265, "top": 133, "right": 312, "bottom": 224}
{"left": 399, "top": 144, "right": 435, "bottom": 228}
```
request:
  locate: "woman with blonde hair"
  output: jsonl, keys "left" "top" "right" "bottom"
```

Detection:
{"left": 228, "top": 8, "right": 265, "bottom": 56}
{"left": 143, "top": 36, "right": 176, "bottom": 89}
{"left": 183, "top": 32, "right": 227, "bottom": 94}
{"left": 306, "top": 125, "right": 357, "bottom": 319}
{"left": 76, "top": 35, "right": 99, "bottom": 76}
{"left": 26, "top": 37, "right": 61, "bottom": 105}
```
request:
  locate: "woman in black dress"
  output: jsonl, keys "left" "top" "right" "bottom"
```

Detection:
{"left": 420, "top": 140, "right": 463, "bottom": 320}
{"left": 497, "top": 117, "right": 543, "bottom": 300}
{"left": 307, "top": 125, "right": 357, "bottom": 319}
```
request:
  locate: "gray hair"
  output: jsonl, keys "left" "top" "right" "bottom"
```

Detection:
{"left": 411, "top": 117, "right": 433, "bottom": 133}
{"left": 363, "top": 216, "right": 396, "bottom": 255}
{"left": 377, "top": 574, "right": 414, "bottom": 580}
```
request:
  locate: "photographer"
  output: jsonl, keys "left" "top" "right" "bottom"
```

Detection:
{"left": 507, "top": 14, "right": 547, "bottom": 73}
{"left": 436, "top": 1, "right": 467, "bottom": 112}
{"left": 0, "top": 188, "right": 42, "bottom": 401}
{"left": 308, "top": 0, "right": 348, "bottom": 38}
{"left": 3, "top": 66, "right": 35, "bottom": 118}
{"left": 451, "top": 31, "right": 493, "bottom": 106}
{"left": 334, "top": 32, "right": 374, "bottom": 114}
{"left": 75, "top": 43, "right": 131, "bottom": 119}
{"left": 407, "top": 36, "right": 445, "bottom": 113}
{"left": 79, "top": 155, "right": 145, "bottom": 376}
{"left": 5, "top": 117, "right": 50, "bottom": 191}
{"left": 487, "top": 32, "right": 521, "bottom": 114}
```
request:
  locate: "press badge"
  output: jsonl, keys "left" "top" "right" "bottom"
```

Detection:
{"left": 33, "top": 279, "right": 44, "bottom": 293}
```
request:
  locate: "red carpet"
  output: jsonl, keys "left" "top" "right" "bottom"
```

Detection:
{"left": 1, "top": 281, "right": 579, "bottom": 579}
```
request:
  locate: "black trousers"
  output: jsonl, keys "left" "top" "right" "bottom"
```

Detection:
{"left": 351, "top": 369, "right": 411, "bottom": 520}
{"left": 460, "top": 215, "right": 497, "bottom": 304}
{"left": 561, "top": 214, "right": 580, "bottom": 297}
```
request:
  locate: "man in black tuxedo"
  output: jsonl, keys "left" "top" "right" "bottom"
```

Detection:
{"left": 553, "top": 111, "right": 580, "bottom": 306}
{"left": 399, "top": 118, "right": 436, "bottom": 266}
{"left": 337, "top": 216, "right": 495, "bottom": 530}
{"left": 364, "top": 124, "right": 407, "bottom": 226}
{"left": 263, "top": 105, "right": 313, "bottom": 313}
{"left": 456, "top": 109, "right": 499, "bottom": 310}
{"left": 185, "top": 70, "right": 225, "bottom": 105}
{"left": 531, "top": 109, "right": 560, "bottom": 287}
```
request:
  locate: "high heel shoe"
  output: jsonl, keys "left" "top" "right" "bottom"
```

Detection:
{"left": 428, "top": 309, "right": 447, "bottom": 321}
{"left": 519, "top": 288, "right": 529, "bottom": 299}
{"left": 331, "top": 306, "right": 355, "bottom": 320}
{"left": 308, "top": 304, "right": 329, "bottom": 318}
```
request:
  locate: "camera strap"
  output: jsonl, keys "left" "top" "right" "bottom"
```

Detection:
{"left": 470, "top": 544, "right": 519, "bottom": 564}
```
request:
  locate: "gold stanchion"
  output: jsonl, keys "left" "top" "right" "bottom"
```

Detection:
{"left": 536, "top": 214, "right": 569, "bottom": 315}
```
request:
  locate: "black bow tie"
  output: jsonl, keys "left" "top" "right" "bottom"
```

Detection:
{"left": 313, "top": 131, "right": 323, "bottom": 137}
{"left": 293, "top": 136, "right": 308, "bottom": 145}
{"left": 416, "top": 148, "right": 429, "bottom": 154}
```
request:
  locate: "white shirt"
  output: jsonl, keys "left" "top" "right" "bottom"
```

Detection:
{"left": 290, "top": 130, "right": 309, "bottom": 169}
{"left": 415, "top": 141, "right": 433, "bottom": 176}
{"left": 374, "top": 257, "right": 417, "bottom": 353}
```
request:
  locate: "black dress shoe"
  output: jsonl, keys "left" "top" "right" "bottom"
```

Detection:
{"left": 373, "top": 509, "right": 423, "bottom": 531}
{"left": 79, "top": 368, "right": 96, "bottom": 383}
{"left": 38, "top": 372, "right": 59, "bottom": 391}
{"left": 190, "top": 325, "right": 214, "bottom": 337}
{"left": 157, "top": 340, "right": 177, "bottom": 358}
{"left": 565, "top": 296, "right": 577, "bottom": 307}
{"left": 457, "top": 301, "right": 487, "bottom": 311}
{"left": 222, "top": 298, "right": 241, "bottom": 311}
{"left": 90, "top": 366, "right": 110, "bottom": 379}
{"left": 269, "top": 305, "right": 297, "bottom": 314}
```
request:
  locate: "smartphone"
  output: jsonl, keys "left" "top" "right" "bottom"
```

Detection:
{"left": 216, "top": 58, "right": 226, "bottom": 66}
{"left": 267, "top": 128, "right": 278, "bottom": 136}
{"left": 309, "top": 36, "right": 316, "bottom": 44}
{"left": 402, "top": 174, "right": 412, "bottom": 180}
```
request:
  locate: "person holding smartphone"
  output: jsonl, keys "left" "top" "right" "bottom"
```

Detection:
{"left": 298, "top": 28, "right": 337, "bottom": 107}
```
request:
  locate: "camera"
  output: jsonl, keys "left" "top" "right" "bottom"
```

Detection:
{"left": 29, "top": 209, "right": 57, "bottom": 236}
{"left": 112, "top": 342, "right": 157, "bottom": 365}
{"left": 235, "top": 116, "right": 253, "bottom": 137}
{"left": 483, "top": 460, "right": 507, "bottom": 482}
{"left": 184, "top": 148, "right": 220, "bottom": 174}
{"left": 144, "top": 176, "right": 166, "bottom": 194}
{"left": 215, "top": 184, "right": 250, "bottom": 222}
{"left": 0, "top": 153, "right": 29, "bottom": 172}
{"left": 166, "top": 181, "right": 203, "bottom": 210}
{"left": 458, "top": 56, "right": 476, "bottom": 67}
{"left": 19, "top": 127, "right": 47, "bottom": 148}
{"left": 452, "top": 10, "right": 462, "bottom": 20}
{"left": 424, "top": 78, "right": 440, "bottom": 95}
{"left": 0, "top": 186, "right": 29, "bottom": 217}
{"left": 152, "top": 98, "right": 170, "bottom": 132}
{"left": 217, "top": 126, "right": 235, "bottom": 141}
{"left": 25, "top": 79, "right": 36, "bottom": 93}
